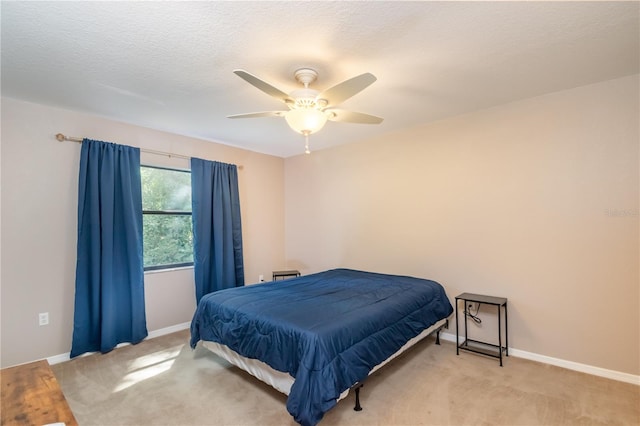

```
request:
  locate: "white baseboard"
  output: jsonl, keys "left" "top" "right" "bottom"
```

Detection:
{"left": 439, "top": 332, "right": 639, "bottom": 386}
{"left": 46, "top": 352, "right": 75, "bottom": 365}
{"left": 47, "top": 322, "right": 191, "bottom": 366}
{"left": 147, "top": 321, "right": 191, "bottom": 339}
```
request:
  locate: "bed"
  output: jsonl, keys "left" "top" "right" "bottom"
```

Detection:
{"left": 190, "top": 268, "right": 454, "bottom": 426}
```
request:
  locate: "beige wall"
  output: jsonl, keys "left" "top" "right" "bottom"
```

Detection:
{"left": 285, "top": 75, "right": 639, "bottom": 376}
{"left": 0, "top": 97, "right": 285, "bottom": 367}
{"left": 2, "top": 75, "right": 637, "bottom": 376}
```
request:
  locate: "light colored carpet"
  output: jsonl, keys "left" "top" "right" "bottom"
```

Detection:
{"left": 51, "top": 330, "right": 639, "bottom": 425}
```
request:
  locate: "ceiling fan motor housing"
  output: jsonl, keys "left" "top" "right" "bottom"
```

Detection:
{"left": 291, "top": 69, "right": 327, "bottom": 109}
{"left": 289, "top": 88, "right": 321, "bottom": 109}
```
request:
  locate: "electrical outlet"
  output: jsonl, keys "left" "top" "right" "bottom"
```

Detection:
{"left": 39, "top": 312, "right": 49, "bottom": 326}
{"left": 259, "top": 274, "right": 264, "bottom": 282}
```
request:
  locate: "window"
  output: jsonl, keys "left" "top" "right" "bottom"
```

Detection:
{"left": 141, "top": 165, "right": 193, "bottom": 271}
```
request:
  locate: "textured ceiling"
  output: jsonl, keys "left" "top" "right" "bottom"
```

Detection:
{"left": 2, "top": 1, "right": 638, "bottom": 157}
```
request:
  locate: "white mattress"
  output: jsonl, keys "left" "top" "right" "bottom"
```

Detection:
{"left": 202, "top": 317, "right": 447, "bottom": 400}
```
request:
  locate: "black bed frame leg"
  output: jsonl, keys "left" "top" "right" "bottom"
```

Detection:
{"left": 353, "top": 383, "right": 363, "bottom": 411}
{"left": 351, "top": 322, "right": 445, "bottom": 413}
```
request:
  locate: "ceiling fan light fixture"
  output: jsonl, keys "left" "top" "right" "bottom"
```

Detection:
{"left": 229, "top": 67, "right": 382, "bottom": 154}
{"left": 284, "top": 108, "right": 328, "bottom": 135}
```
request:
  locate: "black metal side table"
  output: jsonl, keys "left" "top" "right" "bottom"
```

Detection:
{"left": 455, "top": 293, "right": 508, "bottom": 366}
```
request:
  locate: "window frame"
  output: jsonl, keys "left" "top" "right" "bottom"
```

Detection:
{"left": 141, "top": 164, "right": 194, "bottom": 272}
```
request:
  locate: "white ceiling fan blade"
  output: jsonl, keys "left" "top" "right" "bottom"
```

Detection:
{"left": 325, "top": 109, "right": 383, "bottom": 124}
{"left": 317, "top": 73, "right": 377, "bottom": 107}
{"left": 233, "top": 70, "right": 293, "bottom": 104}
{"left": 227, "top": 111, "right": 287, "bottom": 119}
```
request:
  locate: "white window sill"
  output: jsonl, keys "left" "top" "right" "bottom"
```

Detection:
{"left": 144, "top": 265, "right": 194, "bottom": 275}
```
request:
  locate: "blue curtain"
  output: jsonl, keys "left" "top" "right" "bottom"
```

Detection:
{"left": 191, "top": 158, "right": 244, "bottom": 303}
{"left": 71, "top": 139, "right": 147, "bottom": 358}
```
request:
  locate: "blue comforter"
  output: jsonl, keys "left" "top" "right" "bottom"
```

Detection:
{"left": 190, "top": 268, "right": 453, "bottom": 425}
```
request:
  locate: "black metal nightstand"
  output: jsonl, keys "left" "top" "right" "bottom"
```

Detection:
{"left": 455, "top": 293, "right": 508, "bottom": 366}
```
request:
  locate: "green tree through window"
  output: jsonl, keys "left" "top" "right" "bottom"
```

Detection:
{"left": 141, "top": 166, "right": 193, "bottom": 270}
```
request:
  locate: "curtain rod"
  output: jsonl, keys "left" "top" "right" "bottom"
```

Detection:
{"left": 56, "top": 133, "right": 243, "bottom": 169}
{"left": 56, "top": 133, "right": 192, "bottom": 160}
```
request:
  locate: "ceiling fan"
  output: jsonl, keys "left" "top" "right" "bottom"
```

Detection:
{"left": 227, "top": 68, "right": 383, "bottom": 154}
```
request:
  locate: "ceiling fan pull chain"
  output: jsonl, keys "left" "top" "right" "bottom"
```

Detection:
{"left": 304, "top": 133, "right": 311, "bottom": 154}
